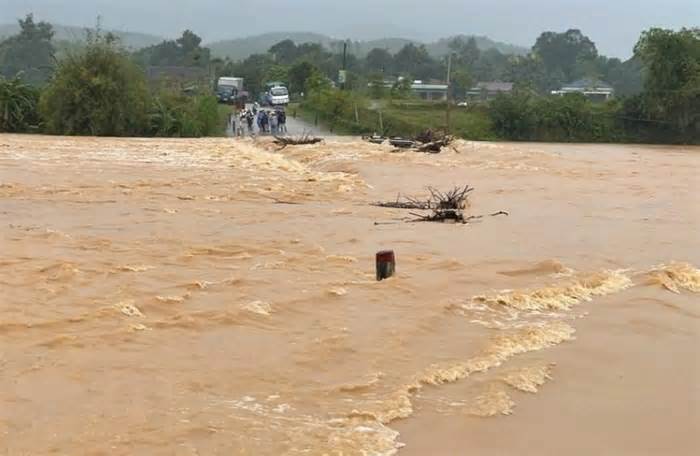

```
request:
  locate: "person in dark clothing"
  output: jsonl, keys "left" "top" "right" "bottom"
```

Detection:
{"left": 259, "top": 110, "right": 269, "bottom": 134}
{"left": 278, "top": 110, "right": 287, "bottom": 134}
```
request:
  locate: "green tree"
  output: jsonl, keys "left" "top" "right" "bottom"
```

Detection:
{"left": 288, "top": 61, "right": 317, "bottom": 94}
{"left": 0, "top": 14, "right": 56, "bottom": 85}
{"left": 149, "top": 90, "right": 220, "bottom": 138}
{"left": 634, "top": 28, "right": 700, "bottom": 134}
{"left": 366, "top": 48, "right": 393, "bottom": 73}
{"left": 40, "top": 33, "right": 149, "bottom": 136}
{"left": 449, "top": 37, "right": 481, "bottom": 67}
{"left": 451, "top": 68, "right": 473, "bottom": 100}
{"left": 230, "top": 53, "right": 275, "bottom": 97}
{"left": 269, "top": 39, "right": 298, "bottom": 64}
{"left": 367, "top": 72, "right": 387, "bottom": 99}
{"left": 391, "top": 77, "right": 413, "bottom": 99}
{"left": 489, "top": 91, "right": 538, "bottom": 140}
{"left": 532, "top": 29, "right": 598, "bottom": 86}
{"left": 394, "top": 43, "right": 438, "bottom": 80}
{"left": 264, "top": 65, "right": 289, "bottom": 86}
{"left": 133, "top": 30, "right": 210, "bottom": 68}
{"left": 0, "top": 75, "right": 40, "bottom": 132}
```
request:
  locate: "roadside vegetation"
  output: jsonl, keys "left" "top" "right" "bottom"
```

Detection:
{"left": 0, "top": 13, "right": 697, "bottom": 143}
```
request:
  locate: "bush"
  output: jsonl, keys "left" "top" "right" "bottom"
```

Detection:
{"left": 40, "top": 35, "right": 149, "bottom": 136}
{"left": 489, "top": 92, "right": 620, "bottom": 142}
{"left": 0, "top": 75, "right": 40, "bottom": 132}
{"left": 148, "top": 91, "right": 221, "bottom": 137}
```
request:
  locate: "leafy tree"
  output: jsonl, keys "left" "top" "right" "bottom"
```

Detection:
{"left": 634, "top": 28, "right": 700, "bottom": 134}
{"left": 391, "top": 77, "right": 413, "bottom": 99}
{"left": 451, "top": 68, "right": 473, "bottom": 100}
{"left": 367, "top": 72, "right": 387, "bottom": 99}
{"left": 229, "top": 53, "right": 275, "bottom": 97}
{"left": 394, "top": 43, "right": 438, "bottom": 80}
{"left": 264, "top": 65, "right": 289, "bottom": 85}
{"left": 0, "top": 14, "right": 56, "bottom": 85}
{"left": 149, "top": 91, "right": 220, "bottom": 137}
{"left": 365, "top": 48, "right": 393, "bottom": 73}
{"left": 532, "top": 29, "right": 598, "bottom": 85}
{"left": 288, "top": 61, "right": 317, "bottom": 94}
{"left": 40, "top": 33, "right": 149, "bottom": 136}
{"left": 449, "top": 37, "right": 481, "bottom": 67}
{"left": 133, "top": 30, "right": 210, "bottom": 68}
{"left": 269, "top": 39, "right": 298, "bottom": 64}
{"left": 0, "top": 75, "right": 40, "bottom": 132}
{"left": 489, "top": 91, "right": 538, "bottom": 140}
{"left": 471, "top": 48, "right": 510, "bottom": 83}
{"left": 505, "top": 54, "right": 558, "bottom": 93}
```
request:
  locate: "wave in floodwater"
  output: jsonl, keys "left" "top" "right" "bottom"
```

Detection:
{"left": 1, "top": 136, "right": 698, "bottom": 455}
{"left": 644, "top": 262, "right": 700, "bottom": 294}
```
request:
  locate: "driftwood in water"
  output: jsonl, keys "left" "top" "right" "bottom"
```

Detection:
{"left": 274, "top": 132, "right": 323, "bottom": 149}
{"left": 410, "top": 210, "right": 509, "bottom": 224}
{"left": 363, "top": 134, "right": 387, "bottom": 144}
{"left": 386, "top": 130, "right": 455, "bottom": 153}
{"left": 373, "top": 185, "right": 507, "bottom": 224}
{"left": 374, "top": 186, "right": 472, "bottom": 211}
{"left": 416, "top": 136, "right": 455, "bottom": 153}
{"left": 372, "top": 193, "right": 432, "bottom": 210}
{"left": 389, "top": 138, "right": 416, "bottom": 149}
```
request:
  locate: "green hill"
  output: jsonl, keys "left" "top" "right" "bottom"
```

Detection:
{"left": 207, "top": 32, "right": 335, "bottom": 61}
{"left": 207, "top": 33, "right": 528, "bottom": 61}
{"left": 0, "top": 23, "right": 163, "bottom": 50}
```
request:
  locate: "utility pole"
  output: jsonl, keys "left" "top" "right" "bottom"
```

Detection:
{"left": 446, "top": 53, "right": 453, "bottom": 134}
{"left": 340, "top": 41, "right": 348, "bottom": 90}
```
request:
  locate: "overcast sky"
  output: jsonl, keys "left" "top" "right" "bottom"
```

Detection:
{"left": 3, "top": 0, "right": 698, "bottom": 58}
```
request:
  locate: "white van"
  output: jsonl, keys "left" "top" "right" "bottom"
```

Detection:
{"left": 267, "top": 86, "right": 290, "bottom": 106}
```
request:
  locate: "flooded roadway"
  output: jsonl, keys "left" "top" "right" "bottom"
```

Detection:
{"left": 0, "top": 135, "right": 698, "bottom": 455}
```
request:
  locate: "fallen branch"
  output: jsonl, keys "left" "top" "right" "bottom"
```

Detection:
{"left": 274, "top": 131, "right": 323, "bottom": 148}
{"left": 372, "top": 193, "right": 432, "bottom": 210}
{"left": 372, "top": 185, "right": 507, "bottom": 225}
{"left": 416, "top": 136, "right": 455, "bottom": 153}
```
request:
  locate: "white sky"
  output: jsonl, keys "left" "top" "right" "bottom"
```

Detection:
{"left": 3, "top": 0, "right": 699, "bottom": 58}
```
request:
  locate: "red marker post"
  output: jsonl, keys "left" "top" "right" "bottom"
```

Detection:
{"left": 376, "top": 250, "right": 396, "bottom": 281}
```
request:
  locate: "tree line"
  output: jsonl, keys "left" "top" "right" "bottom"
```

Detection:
{"left": 0, "top": 14, "right": 697, "bottom": 143}
{"left": 0, "top": 15, "right": 221, "bottom": 137}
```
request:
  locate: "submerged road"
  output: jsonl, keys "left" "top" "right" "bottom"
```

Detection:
{"left": 227, "top": 104, "right": 331, "bottom": 137}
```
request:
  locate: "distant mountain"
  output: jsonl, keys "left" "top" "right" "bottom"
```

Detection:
{"left": 207, "top": 32, "right": 335, "bottom": 61}
{"left": 207, "top": 32, "right": 529, "bottom": 61}
{"left": 426, "top": 35, "right": 528, "bottom": 57}
{"left": 1, "top": 23, "right": 528, "bottom": 60}
{"left": 0, "top": 23, "right": 164, "bottom": 50}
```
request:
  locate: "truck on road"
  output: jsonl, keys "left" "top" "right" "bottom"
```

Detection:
{"left": 260, "top": 82, "right": 290, "bottom": 107}
{"left": 217, "top": 77, "right": 247, "bottom": 106}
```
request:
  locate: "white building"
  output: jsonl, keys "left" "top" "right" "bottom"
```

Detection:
{"left": 551, "top": 78, "right": 615, "bottom": 101}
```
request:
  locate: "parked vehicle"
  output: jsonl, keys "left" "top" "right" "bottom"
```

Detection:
{"left": 216, "top": 86, "right": 237, "bottom": 104}
{"left": 218, "top": 77, "right": 244, "bottom": 92}
{"left": 216, "top": 77, "right": 246, "bottom": 106}
{"left": 266, "top": 86, "right": 290, "bottom": 106}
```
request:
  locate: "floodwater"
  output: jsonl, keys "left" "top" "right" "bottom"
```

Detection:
{"left": 1, "top": 135, "right": 698, "bottom": 455}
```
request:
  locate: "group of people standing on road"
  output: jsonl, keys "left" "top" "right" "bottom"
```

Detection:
{"left": 230, "top": 104, "right": 287, "bottom": 137}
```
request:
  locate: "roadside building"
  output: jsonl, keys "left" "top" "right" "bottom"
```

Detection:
{"left": 551, "top": 78, "right": 614, "bottom": 101}
{"left": 410, "top": 80, "right": 448, "bottom": 101}
{"left": 467, "top": 81, "right": 514, "bottom": 101}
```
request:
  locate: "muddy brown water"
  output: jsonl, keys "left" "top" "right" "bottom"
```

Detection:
{"left": 1, "top": 135, "right": 698, "bottom": 455}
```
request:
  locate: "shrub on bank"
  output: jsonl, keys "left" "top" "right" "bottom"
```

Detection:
{"left": 490, "top": 92, "right": 622, "bottom": 142}
{"left": 0, "top": 75, "right": 40, "bottom": 132}
{"left": 40, "top": 35, "right": 149, "bottom": 136}
{"left": 149, "top": 91, "right": 221, "bottom": 138}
